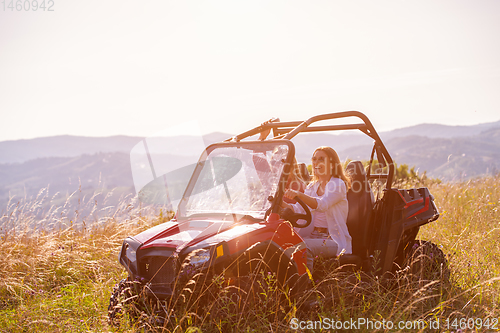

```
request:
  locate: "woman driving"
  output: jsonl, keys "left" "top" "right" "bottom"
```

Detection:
{"left": 282, "top": 146, "right": 352, "bottom": 271}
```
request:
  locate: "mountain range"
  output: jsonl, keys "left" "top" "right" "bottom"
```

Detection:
{"left": 1, "top": 120, "right": 499, "bottom": 212}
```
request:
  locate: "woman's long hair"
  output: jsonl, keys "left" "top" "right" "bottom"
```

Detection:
{"left": 310, "top": 146, "right": 351, "bottom": 189}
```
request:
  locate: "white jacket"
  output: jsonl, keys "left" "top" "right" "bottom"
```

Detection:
{"left": 293, "top": 177, "right": 352, "bottom": 255}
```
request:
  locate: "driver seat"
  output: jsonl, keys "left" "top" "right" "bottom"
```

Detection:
{"left": 339, "top": 161, "right": 375, "bottom": 269}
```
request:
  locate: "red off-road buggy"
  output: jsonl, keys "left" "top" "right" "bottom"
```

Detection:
{"left": 109, "top": 111, "right": 440, "bottom": 325}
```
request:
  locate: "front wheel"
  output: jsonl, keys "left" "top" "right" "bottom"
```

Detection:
{"left": 108, "top": 278, "right": 140, "bottom": 327}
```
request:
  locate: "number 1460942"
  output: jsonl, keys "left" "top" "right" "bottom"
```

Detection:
{"left": 2, "top": 0, "right": 54, "bottom": 11}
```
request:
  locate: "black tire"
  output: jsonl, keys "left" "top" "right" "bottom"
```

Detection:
{"left": 223, "top": 248, "right": 289, "bottom": 316}
{"left": 404, "top": 240, "right": 450, "bottom": 282}
{"left": 108, "top": 278, "right": 140, "bottom": 327}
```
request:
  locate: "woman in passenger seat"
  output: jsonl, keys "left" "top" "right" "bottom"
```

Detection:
{"left": 281, "top": 146, "right": 352, "bottom": 272}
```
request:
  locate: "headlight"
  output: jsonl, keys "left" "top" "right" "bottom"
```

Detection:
{"left": 189, "top": 249, "right": 211, "bottom": 268}
{"left": 120, "top": 237, "right": 141, "bottom": 276}
{"left": 125, "top": 243, "right": 137, "bottom": 263}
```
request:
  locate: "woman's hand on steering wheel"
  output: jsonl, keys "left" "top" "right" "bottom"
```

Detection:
{"left": 281, "top": 190, "right": 312, "bottom": 228}
{"left": 284, "top": 189, "right": 299, "bottom": 200}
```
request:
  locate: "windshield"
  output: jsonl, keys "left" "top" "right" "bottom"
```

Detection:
{"left": 178, "top": 142, "right": 290, "bottom": 220}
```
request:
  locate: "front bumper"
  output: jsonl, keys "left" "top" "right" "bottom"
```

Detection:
{"left": 119, "top": 240, "right": 221, "bottom": 299}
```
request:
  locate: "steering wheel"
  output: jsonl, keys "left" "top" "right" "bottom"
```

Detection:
{"left": 281, "top": 196, "right": 312, "bottom": 228}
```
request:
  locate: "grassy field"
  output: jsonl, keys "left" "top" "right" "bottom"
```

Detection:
{"left": 0, "top": 176, "right": 499, "bottom": 332}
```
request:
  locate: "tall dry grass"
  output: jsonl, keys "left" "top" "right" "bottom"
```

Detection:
{"left": 0, "top": 175, "right": 499, "bottom": 332}
{"left": 419, "top": 176, "right": 500, "bottom": 316}
{"left": 0, "top": 188, "right": 165, "bottom": 332}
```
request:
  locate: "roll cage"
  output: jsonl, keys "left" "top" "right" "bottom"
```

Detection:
{"left": 225, "top": 111, "right": 395, "bottom": 189}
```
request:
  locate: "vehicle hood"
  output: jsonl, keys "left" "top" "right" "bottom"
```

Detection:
{"left": 132, "top": 218, "right": 265, "bottom": 253}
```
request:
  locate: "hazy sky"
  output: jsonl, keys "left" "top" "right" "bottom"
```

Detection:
{"left": 1, "top": 0, "right": 499, "bottom": 141}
